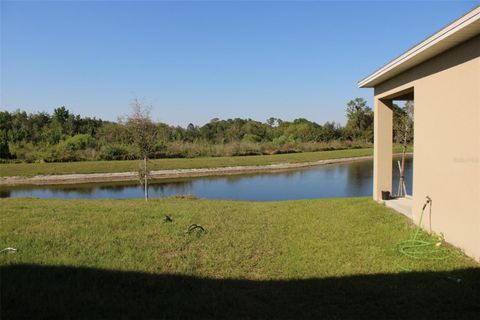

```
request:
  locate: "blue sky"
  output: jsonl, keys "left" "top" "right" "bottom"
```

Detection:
{"left": 1, "top": 0, "right": 478, "bottom": 126}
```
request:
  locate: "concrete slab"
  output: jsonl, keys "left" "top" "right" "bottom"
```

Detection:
{"left": 384, "top": 197, "right": 413, "bottom": 219}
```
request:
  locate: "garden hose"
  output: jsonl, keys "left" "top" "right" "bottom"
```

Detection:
{"left": 186, "top": 224, "right": 206, "bottom": 234}
{"left": 397, "top": 196, "right": 453, "bottom": 262}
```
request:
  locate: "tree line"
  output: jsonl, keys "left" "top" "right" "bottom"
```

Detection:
{"left": 0, "top": 98, "right": 412, "bottom": 162}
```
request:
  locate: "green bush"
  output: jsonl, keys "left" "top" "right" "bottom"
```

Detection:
{"left": 57, "top": 134, "right": 95, "bottom": 152}
{"left": 242, "top": 134, "right": 261, "bottom": 143}
{"left": 272, "top": 135, "right": 295, "bottom": 146}
{"left": 100, "top": 145, "right": 131, "bottom": 160}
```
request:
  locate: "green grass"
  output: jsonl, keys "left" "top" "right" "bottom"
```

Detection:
{"left": 0, "top": 148, "right": 376, "bottom": 177}
{"left": 1, "top": 197, "right": 478, "bottom": 319}
{"left": 0, "top": 146, "right": 413, "bottom": 178}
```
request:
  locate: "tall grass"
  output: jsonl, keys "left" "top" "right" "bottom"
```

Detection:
{"left": 5, "top": 140, "right": 371, "bottom": 163}
{"left": 158, "top": 140, "right": 370, "bottom": 159}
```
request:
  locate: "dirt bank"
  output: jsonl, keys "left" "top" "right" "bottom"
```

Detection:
{"left": 0, "top": 154, "right": 412, "bottom": 187}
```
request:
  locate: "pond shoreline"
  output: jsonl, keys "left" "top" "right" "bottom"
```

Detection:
{"left": 0, "top": 153, "right": 412, "bottom": 187}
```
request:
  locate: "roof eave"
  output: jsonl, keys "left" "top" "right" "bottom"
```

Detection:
{"left": 358, "top": 6, "right": 480, "bottom": 89}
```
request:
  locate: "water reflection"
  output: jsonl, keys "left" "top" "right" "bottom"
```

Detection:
{"left": 0, "top": 189, "right": 11, "bottom": 198}
{"left": 346, "top": 161, "right": 375, "bottom": 193}
{"left": 1, "top": 157, "right": 413, "bottom": 201}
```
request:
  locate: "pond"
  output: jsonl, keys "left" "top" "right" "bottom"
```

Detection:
{"left": 0, "top": 157, "right": 413, "bottom": 201}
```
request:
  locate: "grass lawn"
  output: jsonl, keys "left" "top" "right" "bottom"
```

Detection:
{"left": 0, "top": 148, "right": 378, "bottom": 177}
{"left": 0, "top": 146, "right": 413, "bottom": 178}
{"left": 1, "top": 197, "right": 478, "bottom": 319}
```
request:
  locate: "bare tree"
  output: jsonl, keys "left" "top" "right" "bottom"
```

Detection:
{"left": 126, "top": 99, "right": 158, "bottom": 201}
{"left": 394, "top": 101, "right": 414, "bottom": 197}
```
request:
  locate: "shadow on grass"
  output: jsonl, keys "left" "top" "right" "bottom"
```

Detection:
{"left": 1, "top": 264, "right": 479, "bottom": 319}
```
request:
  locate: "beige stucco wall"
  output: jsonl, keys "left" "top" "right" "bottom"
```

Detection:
{"left": 373, "top": 35, "right": 480, "bottom": 260}
{"left": 373, "top": 99, "right": 392, "bottom": 201}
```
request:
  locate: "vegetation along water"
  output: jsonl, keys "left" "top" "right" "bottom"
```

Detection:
{"left": 0, "top": 98, "right": 412, "bottom": 163}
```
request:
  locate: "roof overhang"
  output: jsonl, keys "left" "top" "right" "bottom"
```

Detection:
{"left": 358, "top": 6, "right": 480, "bottom": 88}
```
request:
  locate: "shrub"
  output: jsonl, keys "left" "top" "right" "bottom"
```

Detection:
{"left": 242, "top": 134, "right": 261, "bottom": 143}
{"left": 57, "top": 134, "right": 95, "bottom": 152}
{"left": 272, "top": 135, "right": 295, "bottom": 146}
{"left": 100, "top": 145, "right": 131, "bottom": 160}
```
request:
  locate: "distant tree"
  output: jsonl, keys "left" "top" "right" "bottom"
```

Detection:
{"left": 225, "top": 119, "right": 243, "bottom": 142}
{"left": 10, "top": 110, "right": 29, "bottom": 143}
{"left": 0, "top": 111, "right": 12, "bottom": 137}
{"left": 53, "top": 106, "right": 70, "bottom": 125}
{"left": 0, "top": 139, "right": 11, "bottom": 159}
{"left": 266, "top": 117, "right": 277, "bottom": 127}
{"left": 345, "top": 98, "right": 373, "bottom": 141}
{"left": 46, "top": 121, "right": 64, "bottom": 145}
{"left": 0, "top": 112, "right": 12, "bottom": 158}
{"left": 30, "top": 112, "right": 51, "bottom": 143}
{"left": 185, "top": 123, "right": 200, "bottom": 142}
{"left": 393, "top": 102, "right": 414, "bottom": 144}
{"left": 126, "top": 100, "right": 158, "bottom": 201}
{"left": 320, "top": 122, "right": 342, "bottom": 141}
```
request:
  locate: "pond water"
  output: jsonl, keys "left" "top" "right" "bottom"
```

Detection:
{"left": 0, "top": 157, "right": 413, "bottom": 201}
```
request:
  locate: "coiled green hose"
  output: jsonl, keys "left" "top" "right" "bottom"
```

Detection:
{"left": 397, "top": 197, "right": 453, "bottom": 262}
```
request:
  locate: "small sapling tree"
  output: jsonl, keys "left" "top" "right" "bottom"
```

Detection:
{"left": 394, "top": 101, "right": 414, "bottom": 197}
{"left": 127, "top": 100, "right": 158, "bottom": 201}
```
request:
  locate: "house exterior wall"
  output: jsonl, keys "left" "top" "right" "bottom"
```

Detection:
{"left": 373, "top": 35, "right": 480, "bottom": 260}
{"left": 373, "top": 99, "right": 392, "bottom": 201}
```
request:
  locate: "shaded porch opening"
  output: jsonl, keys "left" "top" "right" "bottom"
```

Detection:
{"left": 374, "top": 87, "right": 414, "bottom": 218}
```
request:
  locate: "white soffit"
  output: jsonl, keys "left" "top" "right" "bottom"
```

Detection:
{"left": 358, "top": 6, "right": 480, "bottom": 88}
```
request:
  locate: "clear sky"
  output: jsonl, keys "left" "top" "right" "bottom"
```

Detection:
{"left": 1, "top": 0, "right": 478, "bottom": 126}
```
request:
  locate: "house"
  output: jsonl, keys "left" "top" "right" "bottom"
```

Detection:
{"left": 359, "top": 6, "right": 480, "bottom": 260}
